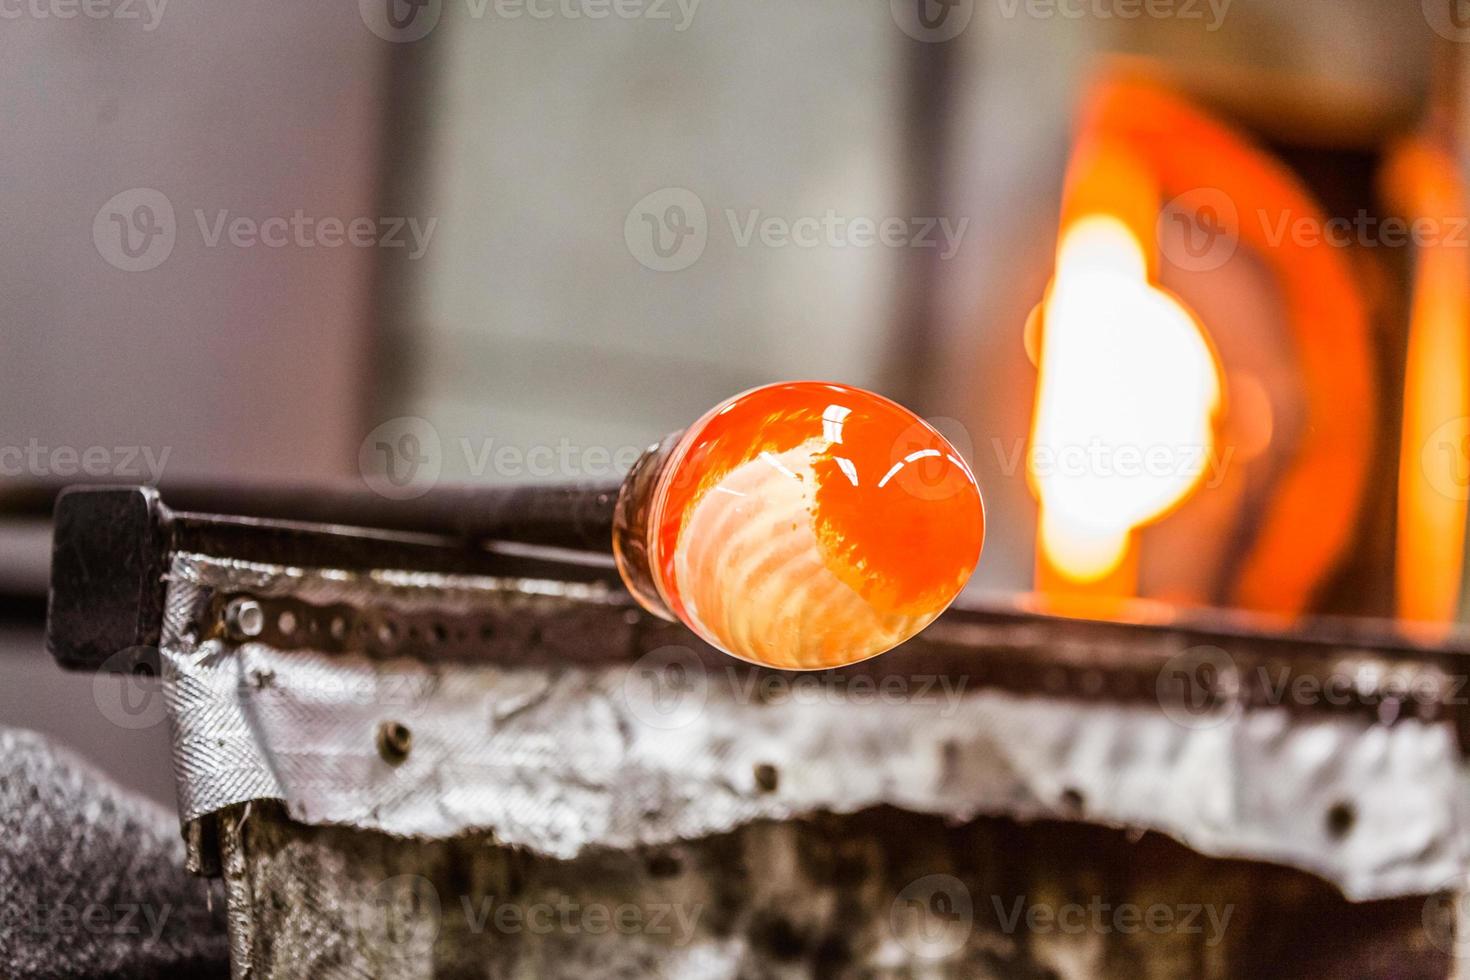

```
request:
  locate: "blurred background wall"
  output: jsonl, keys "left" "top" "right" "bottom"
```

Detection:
{"left": 0, "top": 3, "right": 388, "bottom": 802}
{"left": 0, "top": 0, "right": 1449, "bottom": 801}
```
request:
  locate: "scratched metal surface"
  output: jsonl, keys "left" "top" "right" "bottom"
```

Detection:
{"left": 214, "top": 802, "right": 1454, "bottom": 980}
{"left": 157, "top": 552, "right": 1470, "bottom": 905}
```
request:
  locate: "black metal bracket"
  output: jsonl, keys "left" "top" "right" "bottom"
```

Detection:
{"left": 45, "top": 483, "right": 621, "bottom": 673}
{"left": 47, "top": 486, "right": 168, "bottom": 673}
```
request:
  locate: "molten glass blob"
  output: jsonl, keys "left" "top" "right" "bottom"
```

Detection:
{"left": 613, "top": 382, "right": 985, "bottom": 670}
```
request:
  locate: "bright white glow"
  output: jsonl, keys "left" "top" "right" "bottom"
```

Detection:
{"left": 1031, "top": 215, "right": 1222, "bottom": 583}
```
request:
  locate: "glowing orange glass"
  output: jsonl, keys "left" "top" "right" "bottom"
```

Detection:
{"left": 613, "top": 382, "right": 985, "bottom": 670}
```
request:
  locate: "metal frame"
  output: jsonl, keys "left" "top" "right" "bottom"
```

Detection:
{"left": 43, "top": 483, "right": 1470, "bottom": 736}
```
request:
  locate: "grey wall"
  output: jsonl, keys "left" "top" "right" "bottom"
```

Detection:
{"left": 382, "top": 0, "right": 913, "bottom": 478}
{"left": 0, "top": 2, "right": 386, "bottom": 485}
{"left": 0, "top": 1, "right": 391, "bottom": 802}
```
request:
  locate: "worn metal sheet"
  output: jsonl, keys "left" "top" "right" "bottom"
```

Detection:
{"left": 215, "top": 802, "right": 1455, "bottom": 980}
{"left": 157, "top": 553, "right": 1470, "bottom": 903}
